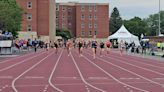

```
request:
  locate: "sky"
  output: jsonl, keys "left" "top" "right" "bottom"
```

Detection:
{"left": 56, "top": 0, "right": 164, "bottom": 20}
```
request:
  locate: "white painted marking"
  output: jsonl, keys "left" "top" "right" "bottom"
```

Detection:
{"left": 0, "top": 51, "right": 46, "bottom": 72}
{"left": 70, "top": 52, "right": 106, "bottom": 92}
{"left": 48, "top": 50, "right": 64, "bottom": 92}
{"left": 0, "top": 50, "right": 43, "bottom": 64}
{"left": 2, "top": 87, "right": 5, "bottom": 89}
{"left": 12, "top": 51, "right": 55, "bottom": 92}
{"left": 83, "top": 51, "right": 149, "bottom": 92}
{"left": 53, "top": 81, "right": 151, "bottom": 86}
{"left": 88, "top": 77, "right": 108, "bottom": 80}
{"left": 127, "top": 88, "right": 130, "bottom": 90}
{"left": 130, "top": 90, "right": 133, "bottom": 92}
{"left": 153, "top": 78, "right": 164, "bottom": 80}
{"left": 25, "top": 76, "right": 44, "bottom": 79}
{"left": 101, "top": 54, "right": 164, "bottom": 87}
{"left": 0, "top": 76, "right": 13, "bottom": 79}
{"left": 120, "top": 78, "right": 141, "bottom": 80}
{"left": 124, "top": 85, "right": 127, "bottom": 87}
{"left": 15, "top": 84, "right": 46, "bottom": 87}
{"left": 109, "top": 55, "right": 164, "bottom": 77}
{"left": 56, "top": 77, "right": 77, "bottom": 79}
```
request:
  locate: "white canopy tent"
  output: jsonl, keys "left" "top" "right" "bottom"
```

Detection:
{"left": 108, "top": 25, "right": 140, "bottom": 46}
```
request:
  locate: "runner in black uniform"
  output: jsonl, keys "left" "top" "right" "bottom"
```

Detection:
{"left": 91, "top": 40, "right": 97, "bottom": 59}
{"left": 100, "top": 41, "right": 105, "bottom": 57}
{"left": 54, "top": 41, "right": 58, "bottom": 54}
{"left": 78, "top": 40, "right": 83, "bottom": 57}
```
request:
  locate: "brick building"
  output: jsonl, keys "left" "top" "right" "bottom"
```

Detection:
{"left": 56, "top": 2, "right": 109, "bottom": 39}
{"left": 16, "top": 0, "right": 56, "bottom": 42}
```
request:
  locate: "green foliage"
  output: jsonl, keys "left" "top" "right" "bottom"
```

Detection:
{"left": 0, "top": 0, "right": 23, "bottom": 37}
{"left": 123, "top": 11, "right": 164, "bottom": 37}
{"left": 124, "top": 17, "right": 149, "bottom": 37}
{"left": 144, "top": 11, "right": 164, "bottom": 36}
{"left": 56, "top": 28, "right": 73, "bottom": 40}
{"left": 110, "top": 7, "right": 123, "bottom": 35}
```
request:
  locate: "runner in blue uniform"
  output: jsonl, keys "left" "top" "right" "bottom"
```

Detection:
{"left": 91, "top": 40, "right": 97, "bottom": 59}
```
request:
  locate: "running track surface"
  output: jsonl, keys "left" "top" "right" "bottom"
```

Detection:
{"left": 0, "top": 48, "right": 164, "bottom": 92}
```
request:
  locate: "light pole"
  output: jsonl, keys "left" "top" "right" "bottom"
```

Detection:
{"left": 158, "top": 0, "right": 161, "bottom": 36}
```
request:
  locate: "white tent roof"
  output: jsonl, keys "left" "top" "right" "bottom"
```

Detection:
{"left": 108, "top": 25, "right": 140, "bottom": 46}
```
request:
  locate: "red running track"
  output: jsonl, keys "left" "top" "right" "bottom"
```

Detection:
{"left": 0, "top": 48, "right": 164, "bottom": 92}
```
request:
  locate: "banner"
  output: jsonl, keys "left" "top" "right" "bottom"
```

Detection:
{"left": 0, "top": 40, "right": 12, "bottom": 47}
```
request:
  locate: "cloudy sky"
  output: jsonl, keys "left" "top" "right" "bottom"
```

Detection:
{"left": 56, "top": 0, "right": 164, "bottom": 19}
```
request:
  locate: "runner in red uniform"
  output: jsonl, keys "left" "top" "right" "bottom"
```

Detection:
{"left": 66, "top": 39, "right": 72, "bottom": 56}
{"left": 106, "top": 40, "right": 111, "bottom": 54}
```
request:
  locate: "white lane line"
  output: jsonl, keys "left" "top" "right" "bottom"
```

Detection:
{"left": 101, "top": 54, "right": 164, "bottom": 87}
{"left": 83, "top": 52, "right": 149, "bottom": 92}
{"left": 70, "top": 52, "right": 106, "bottom": 92}
{"left": 0, "top": 50, "right": 43, "bottom": 64}
{"left": 12, "top": 51, "right": 55, "bottom": 92}
{"left": 106, "top": 55, "right": 164, "bottom": 76}
{"left": 48, "top": 50, "right": 64, "bottom": 92}
{"left": 111, "top": 51, "right": 164, "bottom": 64}
{"left": 111, "top": 54, "right": 164, "bottom": 70}
{"left": 0, "top": 51, "right": 46, "bottom": 72}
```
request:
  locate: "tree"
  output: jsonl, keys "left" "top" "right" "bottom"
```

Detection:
{"left": 110, "top": 7, "right": 123, "bottom": 35}
{"left": 0, "top": 0, "right": 23, "bottom": 37}
{"left": 124, "top": 17, "right": 149, "bottom": 38}
{"left": 144, "top": 11, "right": 164, "bottom": 36}
{"left": 56, "top": 28, "right": 73, "bottom": 40}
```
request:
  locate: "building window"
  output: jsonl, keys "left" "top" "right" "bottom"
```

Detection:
{"left": 68, "top": 8, "right": 72, "bottom": 11}
{"left": 62, "top": 6, "right": 66, "bottom": 11}
{"left": 62, "top": 23, "right": 66, "bottom": 28}
{"left": 94, "top": 5, "right": 97, "bottom": 11}
{"left": 27, "top": 2, "right": 32, "bottom": 9}
{"left": 94, "top": 30, "right": 97, "bottom": 35}
{"left": 62, "top": 15, "right": 65, "bottom": 20}
{"left": 94, "top": 23, "right": 97, "bottom": 28}
{"left": 27, "top": 25, "right": 32, "bottom": 31}
{"left": 89, "top": 14, "right": 92, "bottom": 20}
{"left": 56, "top": 5, "right": 59, "bottom": 11}
{"left": 81, "top": 5, "right": 85, "bottom": 11}
{"left": 89, "top": 31, "right": 92, "bottom": 36}
{"left": 81, "top": 30, "right": 85, "bottom": 36}
{"left": 68, "top": 16, "right": 72, "bottom": 20}
{"left": 89, "top": 5, "right": 92, "bottom": 12}
{"left": 94, "top": 14, "right": 97, "bottom": 20}
{"left": 27, "top": 13, "right": 32, "bottom": 21}
{"left": 56, "top": 16, "right": 59, "bottom": 19}
{"left": 56, "top": 23, "right": 59, "bottom": 28}
{"left": 81, "top": 22, "right": 85, "bottom": 28}
{"left": 89, "top": 23, "right": 92, "bottom": 28}
{"left": 68, "top": 22, "right": 72, "bottom": 26}
{"left": 81, "top": 14, "right": 85, "bottom": 20}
